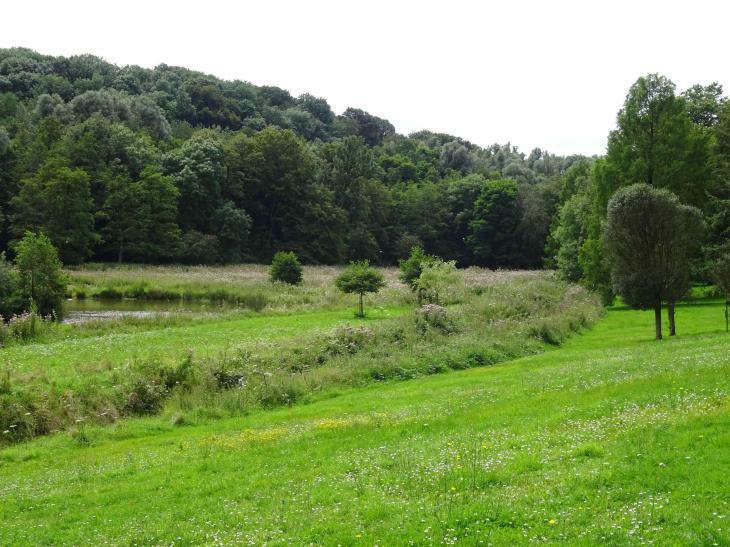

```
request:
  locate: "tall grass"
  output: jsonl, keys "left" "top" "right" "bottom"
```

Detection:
{"left": 0, "top": 273, "right": 601, "bottom": 445}
{"left": 66, "top": 264, "right": 539, "bottom": 312}
{"left": 0, "top": 312, "right": 46, "bottom": 347}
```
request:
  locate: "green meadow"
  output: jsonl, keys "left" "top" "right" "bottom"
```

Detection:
{"left": 0, "top": 269, "right": 727, "bottom": 544}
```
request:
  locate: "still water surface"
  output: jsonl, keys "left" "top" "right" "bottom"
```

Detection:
{"left": 62, "top": 299, "right": 235, "bottom": 323}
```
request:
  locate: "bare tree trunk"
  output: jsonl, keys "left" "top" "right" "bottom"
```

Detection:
{"left": 358, "top": 293, "right": 364, "bottom": 318}
{"left": 654, "top": 305, "right": 663, "bottom": 340}
{"left": 667, "top": 303, "right": 676, "bottom": 336}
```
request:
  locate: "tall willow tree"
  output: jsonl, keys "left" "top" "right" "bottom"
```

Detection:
{"left": 605, "top": 184, "right": 704, "bottom": 339}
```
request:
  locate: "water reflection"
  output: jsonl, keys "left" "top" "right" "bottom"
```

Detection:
{"left": 63, "top": 299, "right": 235, "bottom": 324}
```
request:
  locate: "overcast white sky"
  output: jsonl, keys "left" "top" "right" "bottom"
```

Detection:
{"left": 3, "top": 0, "right": 729, "bottom": 156}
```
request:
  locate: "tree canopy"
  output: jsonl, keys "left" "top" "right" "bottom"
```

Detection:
{"left": 0, "top": 48, "right": 584, "bottom": 267}
{"left": 0, "top": 49, "right": 727, "bottom": 284}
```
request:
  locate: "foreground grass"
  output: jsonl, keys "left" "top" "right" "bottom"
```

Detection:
{"left": 1, "top": 301, "right": 727, "bottom": 544}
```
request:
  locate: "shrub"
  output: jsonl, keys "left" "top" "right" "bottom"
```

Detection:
{"left": 124, "top": 380, "right": 166, "bottom": 415}
{"left": 14, "top": 231, "right": 67, "bottom": 319}
{"left": 398, "top": 246, "right": 435, "bottom": 290}
{"left": 414, "top": 303, "right": 456, "bottom": 335}
{"left": 325, "top": 325, "right": 375, "bottom": 355}
{"left": 415, "top": 259, "right": 462, "bottom": 305}
{"left": 270, "top": 251, "right": 303, "bottom": 285}
{"left": 213, "top": 368, "right": 246, "bottom": 390}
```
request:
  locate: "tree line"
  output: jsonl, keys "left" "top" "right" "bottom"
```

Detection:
{"left": 548, "top": 75, "right": 730, "bottom": 337}
{"left": 0, "top": 48, "right": 581, "bottom": 267}
{"left": 2, "top": 49, "right": 730, "bottom": 338}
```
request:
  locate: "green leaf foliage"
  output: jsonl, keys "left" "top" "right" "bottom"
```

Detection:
{"left": 13, "top": 231, "right": 67, "bottom": 318}
{"left": 335, "top": 260, "right": 386, "bottom": 317}
{"left": 270, "top": 251, "right": 303, "bottom": 285}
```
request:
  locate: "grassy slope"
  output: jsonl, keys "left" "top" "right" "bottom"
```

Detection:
{"left": 1, "top": 301, "right": 728, "bottom": 545}
{"left": 3, "top": 307, "right": 404, "bottom": 383}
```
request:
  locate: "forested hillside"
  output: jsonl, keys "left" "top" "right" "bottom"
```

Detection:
{"left": 0, "top": 49, "right": 728, "bottom": 276}
{"left": 0, "top": 48, "right": 581, "bottom": 266}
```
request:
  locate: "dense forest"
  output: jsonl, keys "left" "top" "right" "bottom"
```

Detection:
{"left": 0, "top": 48, "right": 582, "bottom": 267}
{"left": 0, "top": 48, "right": 728, "bottom": 282}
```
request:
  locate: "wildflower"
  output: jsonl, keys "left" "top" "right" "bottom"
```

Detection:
{"left": 548, "top": 519, "right": 557, "bottom": 525}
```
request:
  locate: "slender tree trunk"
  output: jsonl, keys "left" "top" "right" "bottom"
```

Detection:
{"left": 654, "top": 305, "right": 663, "bottom": 340}
{"left": 667, "top": 303, "right": 676, "bottom": 336}
{"left": 358, "top": 293, "right": 364, "bottom": 318}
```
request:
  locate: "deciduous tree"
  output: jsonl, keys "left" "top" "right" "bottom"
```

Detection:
{"left": 14, "top": 231, "right": 67, "bottom": 318}
{"left": 335, "top": 260, "right": 385, "bottom": 317}
{"left": 605, "top": 184, "right": 704, "bottom": 339}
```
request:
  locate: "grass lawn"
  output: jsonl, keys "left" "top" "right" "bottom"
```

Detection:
{"left": 0, "top": 300, "right": 728, "bottom": 545}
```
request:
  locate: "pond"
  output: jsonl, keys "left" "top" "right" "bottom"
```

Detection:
{"left": 62, "top": 299, "right": 237, "bottom": 324}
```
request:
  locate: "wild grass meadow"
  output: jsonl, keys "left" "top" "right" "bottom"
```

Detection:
{"left": 0, "top": 265, "right": 727, "bottom": 545}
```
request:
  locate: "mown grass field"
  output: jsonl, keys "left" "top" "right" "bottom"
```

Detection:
{"left": 1, "top": 295, "right": 727, "bottom": 544}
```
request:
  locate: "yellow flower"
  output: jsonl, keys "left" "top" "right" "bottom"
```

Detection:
{"left": 548, "top": 519, "right": 557, "bottom": 525}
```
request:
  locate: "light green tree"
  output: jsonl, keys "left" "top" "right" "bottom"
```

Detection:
{"left": 14, "top": 231, "right": 67, "bottom": 319}
{"left": 335, "top": 260, "right": 385, "bottom": 317}
{"left": 414, "top": 259, "right": 461, "bottom": 305}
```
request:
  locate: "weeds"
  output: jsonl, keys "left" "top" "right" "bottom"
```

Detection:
{"left": 0, "top": 312, "right": 46, "bottom": 347}
{"left": 0, "top": 270, "right": 602, "bottom": 445}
